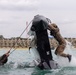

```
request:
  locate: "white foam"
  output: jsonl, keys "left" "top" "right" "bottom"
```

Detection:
{"left": 30, "top": 47, "right": 40, "bottom": 60}
{"left": 54, "top": 40, "right": 76, "bottom": 67}
{"left": 30, "top": 40, "right": 76, "bottom": 68}
{"left": 69, "top": 56, "right": 76, "bottom": 66}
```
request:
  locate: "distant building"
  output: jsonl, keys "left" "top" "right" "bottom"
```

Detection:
{"left": 0, "top": 35, "right": 76, "bottom": 49}
{"left": 0, "top": 35, "right": 31, "bottom": 48}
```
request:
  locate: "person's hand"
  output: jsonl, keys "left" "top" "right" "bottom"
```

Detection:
{"left": 5, "top": 53, "right": 9, "bottom": 57}
{"left": 7, "top": 50, "right": 10, "bottom": 53}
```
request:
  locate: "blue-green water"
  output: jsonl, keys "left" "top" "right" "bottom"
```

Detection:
{"left": 0, "top": 48, "right": 76, "bottom": 75}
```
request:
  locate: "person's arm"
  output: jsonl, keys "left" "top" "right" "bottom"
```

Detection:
{"left": 48, "top": 23, "right": 59, "bottom": 32}
{"left": 6, "top": 50, "right": 10, "bottom": 54}
{"left": 5, "top": 50, "right": 10, "bottom": 57}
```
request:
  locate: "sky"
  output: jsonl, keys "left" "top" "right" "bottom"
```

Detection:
{"left": 0, "top": 0, "right": 76, "bottom": 38}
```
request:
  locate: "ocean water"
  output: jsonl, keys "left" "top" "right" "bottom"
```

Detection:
{"left": 0, "top": 46, "right": 76, "bottom": 75}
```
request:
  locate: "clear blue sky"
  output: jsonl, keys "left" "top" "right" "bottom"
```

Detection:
{"left": 0, "top": 0, "right": 76, "bottom": 38}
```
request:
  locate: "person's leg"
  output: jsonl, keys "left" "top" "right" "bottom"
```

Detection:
{"left": 55, "top": 45, "right": 67, "bottom": 57}
{"left": 55, "top": 45, "right": 71, "bottom": 62}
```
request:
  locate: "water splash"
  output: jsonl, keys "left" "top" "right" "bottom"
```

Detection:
{"left": 54, "top": 40, "right": 76, "bottom": 67}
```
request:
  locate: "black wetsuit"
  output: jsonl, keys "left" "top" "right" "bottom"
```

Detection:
{"left": 0, "top": 54, "right": 8, "bottom": 65}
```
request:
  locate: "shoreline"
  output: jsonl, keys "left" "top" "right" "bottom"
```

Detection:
{"left": 0, "top": 47, "right": 29, "bottom": 50}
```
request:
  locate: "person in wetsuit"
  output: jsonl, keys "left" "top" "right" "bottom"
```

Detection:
{"left": 48, "top": 23, "right": 71, "bottom": 62}
{"left": 0, "top": 50, "right": 10, "bottom": 65}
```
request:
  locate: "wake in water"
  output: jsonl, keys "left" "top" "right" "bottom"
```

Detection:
{"left": 54, "top": 40, "right": 76, "bottom": 67}
{"left": 0, "top": 61, "right": 36, "bottom": 69}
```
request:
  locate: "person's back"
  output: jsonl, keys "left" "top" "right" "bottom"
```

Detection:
{"left": 50, "top": 23, "right": 66, "bottom": 45}
{"left": 49, "top": 23, "right": 71, "bottom": 62}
